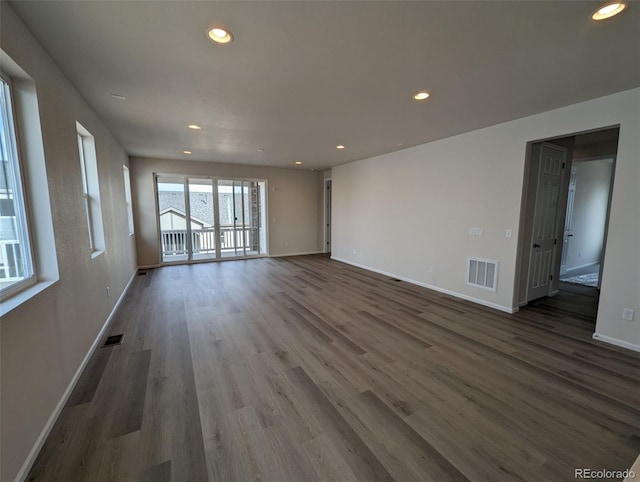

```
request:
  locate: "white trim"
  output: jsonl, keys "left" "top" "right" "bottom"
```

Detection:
{"left": 270, "top": 251, "right": 323, "bottom": 258}
{"left": 592, "top": 333, "right": 640, "bottom": 353}
{"left": 332, "top": 256, "right": 518, "bottom": 314}
{"left": 14, "top": 269, "right": 137, "bottom": 482}
{"left": 0, "top": 279, "right": 56, "bottom": 317}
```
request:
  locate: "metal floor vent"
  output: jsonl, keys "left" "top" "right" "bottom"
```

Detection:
{"left": 102, "top": 334, "right": 124, "bottom": 347}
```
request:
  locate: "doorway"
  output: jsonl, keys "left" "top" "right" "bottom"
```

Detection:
{"left": 324, "top": 179, "right": 332, "bottom": 253}
{"left": 156, "top": 175, "right": 267, "bottom": 264}
{"left": 559, "top": 158, "right": 614, "bottom": 289}
{"left": 516, "top": 126, "right": 619, "bottom": 321}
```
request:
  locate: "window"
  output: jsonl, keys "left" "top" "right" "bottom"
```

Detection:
{"left": 123, "top": 164, "right": 134, "bottom": 235}
{"left": 76, "top": 122, "right": 105, "bottom": 256}
{"left": 0, "top": 74, "right": 35, "bottom": 296}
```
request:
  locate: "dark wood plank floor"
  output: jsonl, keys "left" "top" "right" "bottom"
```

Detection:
{"left": 527, "top": 282, "right": 600, "bottom": 323}
{"left": 28, "top": 255, "right": 640, "bottom": 481}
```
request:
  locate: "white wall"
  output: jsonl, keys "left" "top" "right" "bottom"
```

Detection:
{"left": 333, "top": 88, "right": 640, "bottom": 349}
{"left": 0, "top": 4, "right": 138, "bottom": 481}
{"left": 130, "top": 157, "right": 323, "bottom": 267}
{"left": 564, "top": 159, "right": 613, "bottom": 271}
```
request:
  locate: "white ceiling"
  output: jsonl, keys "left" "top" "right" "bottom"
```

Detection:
{"left": 8, "top": 0, "right": 640, "bottom": 170}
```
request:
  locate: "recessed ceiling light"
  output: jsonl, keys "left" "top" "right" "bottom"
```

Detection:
{"left": 183, "top": 150, "right": 192, "bottom": 154}
{"left": 188, "top": 124, "right": 202, "bottom": 130}
{"left": 295, "top": 161, "right": 303, "bottom": 165}
{"left": 592, "top": 2, "right": 626, "bottom": 19}
{"left": 414, "top": 91, "right": 430, "bottom": 100}
{"left": 110, "top": 94, "right": 125, "bottom": 100}
{"left": 257, "top": 148, "right": 265, "bottom": 152}
{"left": 336, "top": 145, "right": 345, "bottom": 149}
{"left": 207, "top": 27, "right": 233, "bottom": 44}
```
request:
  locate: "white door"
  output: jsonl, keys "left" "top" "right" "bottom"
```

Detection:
{"left": 527, "top": 143, "right": 567, "bottom": 301}
{"left": 560, "top": 170, "right": 577, "bottom": 276}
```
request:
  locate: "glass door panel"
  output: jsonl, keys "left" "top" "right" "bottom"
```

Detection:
{"left": 188, "top": 178, "right": 216, "bottom": 261}
{"left": 157, "top": 176, "right": 189, "bottom": 263}
{"left": 157, "top": 176, "right": 267, "bottom": 264}
{"left": 218, "top": 180, "right": 235, "bottom": 258}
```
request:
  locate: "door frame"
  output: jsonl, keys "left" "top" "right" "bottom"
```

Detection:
{"left": 153, "top": 173, "right": 269, "bottom": 265}
{"left": 514, "top": 125, "right": 620, "bottom": 309}
{"left": 324, "top": 178, "right": 332, "bottom": 254}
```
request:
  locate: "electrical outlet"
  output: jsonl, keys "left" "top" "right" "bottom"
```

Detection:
{"left": 505, "top": 229, "right": 512, "bottom": 238}
{"left": 622, "top": 309, "right": 635, "bottom": 321}
{"left": 428, "top": 266, "right": 434, "bottom": 273}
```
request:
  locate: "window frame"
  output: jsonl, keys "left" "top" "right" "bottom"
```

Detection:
{"left": 76, "top": 122, "right": 105, "bottom": 257}
{"left": 0, "top": 71, "right": 36, "bottom": 298}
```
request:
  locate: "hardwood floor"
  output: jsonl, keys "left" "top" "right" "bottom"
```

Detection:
{"left": 28, "top": 255, "right": 640, "bottom": 481}
{"left": 527, "top": 282, "right": 600, "bottom": 323}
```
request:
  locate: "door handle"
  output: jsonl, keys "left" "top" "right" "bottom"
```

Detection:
{"left": 568, "top": 234, "right": 574, "bottom": 237}
{"left": 533, "top": 243, "right": 541, "bottom": 248}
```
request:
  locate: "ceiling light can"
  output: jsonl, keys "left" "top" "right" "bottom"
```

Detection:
{"left": 207, "top": 27, "right": 233, "bottom": 44}
{"left": 592, "top": 2, "right": 626, "bottom": 20}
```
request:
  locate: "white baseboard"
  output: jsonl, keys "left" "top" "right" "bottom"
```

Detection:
{"left": 15, "top": 269, "right": 137, "bottom": 482}
{"left": 270, "top": 251, "right": 323, "bottom": 258}
{"left": 331, "top": 256, "right": 517, "bottom": 314}
{"left": 592, "top": 333, "right": 640, "bottom": 353}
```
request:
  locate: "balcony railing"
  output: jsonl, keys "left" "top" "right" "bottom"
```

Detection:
{"left": 0, "top": 241, "right": 23, "bottom": 281}
{"left": 160, "top": 226, "right": 259, "bottom": 258}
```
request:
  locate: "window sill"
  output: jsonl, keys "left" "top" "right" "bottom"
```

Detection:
{"left": 0, "top": 278, "right": 58, "bottom": 317}
{"left": 91, "top": 250, "right": 105, "bottom": 259}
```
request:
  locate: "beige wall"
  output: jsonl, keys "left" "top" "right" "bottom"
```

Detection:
{"left": 130, "top": 157, "right": 322, "bottom": 267}
{"left": 564, "top": 159, "right": 613, "bottom": 271}
{"left": 1, "top": 4, "right": 137, "bottom": 481}
{"left": 333, "top": 88, "right": 640, "bottom": 349}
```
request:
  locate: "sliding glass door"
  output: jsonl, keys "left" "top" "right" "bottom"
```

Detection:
{"left": 217, "top": 180, "right": 266, "bottom": 258}
{"left": 156, "top": 176, "right": 266, "bottom": 264}
{"left": 188, "top": 178, "right": 216, "bottom": 261}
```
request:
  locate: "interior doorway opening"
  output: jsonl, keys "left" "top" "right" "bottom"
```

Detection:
{"left": 515, "top": 126, "right": 619, "bottom": 323}
{"left": 324, "top": 179, "right": 332, "bottom": 254}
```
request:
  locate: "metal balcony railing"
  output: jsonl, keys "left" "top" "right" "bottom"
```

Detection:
{"left": 160, "top": 226, "right": 259, "bottom": 257}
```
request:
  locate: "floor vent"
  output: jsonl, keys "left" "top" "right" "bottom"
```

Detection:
{"left": 391, "top": 278, "right": 402, "bottom": 282}
{"left": 467, "top": 257, "right": 498, "bottom": 292}
{"left": 138, "top": 271, "right": 147, "bottom": 276}
{"left": 102, "top": 334, "right": 124, "bottom": 347}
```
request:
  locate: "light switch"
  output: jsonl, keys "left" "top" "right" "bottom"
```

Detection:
{"left": 505, "top": 229, "right": 512, "bottom": 238}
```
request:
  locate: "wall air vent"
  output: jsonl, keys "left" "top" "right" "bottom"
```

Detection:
{"left": 467, "top": 257, "right": 498, "bottom": 292}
